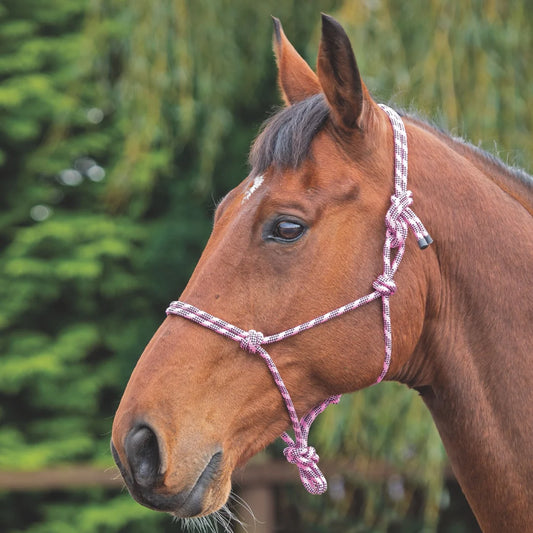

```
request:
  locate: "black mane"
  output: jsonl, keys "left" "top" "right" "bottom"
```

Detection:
{"left": 249, "top": 93, "right": 329, "bottom": 176}
{"left": 249, "top": 94, "right": 532, "bottom": 192}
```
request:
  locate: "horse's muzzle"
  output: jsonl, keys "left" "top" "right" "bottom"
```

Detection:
{"left": 111, "top": 426, "right": 223, "bottom": 517}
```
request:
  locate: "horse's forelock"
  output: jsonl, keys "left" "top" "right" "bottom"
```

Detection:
{"left": 249, "top": 93, "right": 330, "bottom": 176}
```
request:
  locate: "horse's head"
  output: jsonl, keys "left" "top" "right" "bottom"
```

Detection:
{"left": 111, "top": 15, "right": 430, "bottom": 518}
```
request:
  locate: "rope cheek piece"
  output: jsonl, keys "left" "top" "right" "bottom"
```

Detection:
{"left": 165, "top": 105, "right": 432, "bottom": 495}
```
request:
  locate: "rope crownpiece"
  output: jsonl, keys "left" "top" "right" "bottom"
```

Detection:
{"left": 378, "top": 104, "right": 432, "bottom": 250}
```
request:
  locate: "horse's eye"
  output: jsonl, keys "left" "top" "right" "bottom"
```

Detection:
{"left": 272, "top": 220, "right": 306, "bottom": 242}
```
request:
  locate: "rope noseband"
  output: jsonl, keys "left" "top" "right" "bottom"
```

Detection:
{"left": 166, "top": 105, "right": 432, "bottom": 495}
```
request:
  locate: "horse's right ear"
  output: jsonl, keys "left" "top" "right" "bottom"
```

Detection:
{"left": 317, "top": 14, "right": 373, "bottom": 131}
{"left": 272, "top": 17, "right": 321, "bottom": 105}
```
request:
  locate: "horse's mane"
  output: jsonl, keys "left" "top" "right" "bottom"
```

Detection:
{"left": 402, "top": 112, "right": 533, "bottom": 190}
{"left": 249, "top": 94, "right": 532, "bottom": 199}
{"left": 249, "top": 93, "right": 329, "bottom": 176}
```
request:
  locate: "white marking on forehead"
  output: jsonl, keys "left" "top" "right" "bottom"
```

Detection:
{"left": 242, "top": 175, "right": 264, "bottom": 203}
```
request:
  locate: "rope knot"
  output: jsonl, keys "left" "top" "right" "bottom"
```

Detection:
{"left": 283, "top": 444, "right": 327, "bottom": 495}
{"left": 386, "top": 190, "right": 413, "bottom": 247}
{"left": 391, "top": 190, "right": 413, "bottom": 212}
{"left": 373, "top": 274, "right": 397, "bottom": 296}
{"left": 239, "top": 329, "right": 264, "bottom": 354}
{"left": 284, "top": 445, "right": 319, "bottom": 466}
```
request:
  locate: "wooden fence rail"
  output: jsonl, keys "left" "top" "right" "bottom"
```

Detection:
{"left": 0, "top": 460, "right": 454, "bottom": 533}
{"left": 0, "top": 458, "right": 450, "bottom": 491}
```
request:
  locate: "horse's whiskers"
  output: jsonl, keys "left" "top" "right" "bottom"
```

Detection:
{"left": 228, "top": 491, "right": 258, "bottom": 528}
{"left": 213, "top": 505, "right": 235, "bottom": 532}
{"left": 175, "top": 493, "right": 252, "bottom": 533}
{"left": 178, "top": 514, "right": 214, "bottom": 533}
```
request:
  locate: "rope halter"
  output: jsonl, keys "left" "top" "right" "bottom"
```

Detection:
{"left": 165, "top": 105, "right": 432, "bottom": 495}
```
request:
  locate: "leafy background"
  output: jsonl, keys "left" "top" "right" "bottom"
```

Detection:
{"left": 0, "top": 0, "right": 530, "bottom": 531}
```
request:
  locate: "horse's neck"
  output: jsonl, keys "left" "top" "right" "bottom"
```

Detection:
{"left": 406, "top": 123, "right": 533, "bottom": 532}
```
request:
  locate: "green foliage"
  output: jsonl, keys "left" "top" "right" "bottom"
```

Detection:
{"left": 337, "top": 0, "right": 532, "bottom": 171}
{"left": 0, "top": 0, "right": 530, "bottom": 531}
{"left": 0, "top": 212, "right": 148, "bottom": 472}
{"left": 0, "top": 491, "right": 171, "bottom": 533}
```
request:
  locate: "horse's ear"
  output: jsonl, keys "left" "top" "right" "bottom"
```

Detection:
{"left": 272, "top": 17, "right": 321, "bottom": 105}
{"left": 317, "top": 14, "right": 372, "bottom": 131}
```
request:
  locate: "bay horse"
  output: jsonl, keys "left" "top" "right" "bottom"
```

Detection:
{"left": 111, "top": 14, "right": 533, "bottom": 532}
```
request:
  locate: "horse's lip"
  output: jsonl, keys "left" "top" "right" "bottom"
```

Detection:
{"left": 172, "top": 450, "right": 223, "bottom": 517}
{"left": 111, "top": 440, "right": 223, "bottom": 517}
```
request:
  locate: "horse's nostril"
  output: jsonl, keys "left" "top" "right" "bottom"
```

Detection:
{"left": 125, "top": 425, "right": 161, "bottom": 488}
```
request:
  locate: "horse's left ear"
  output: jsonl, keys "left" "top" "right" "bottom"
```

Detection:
{"left": 317, "top": 14, "right": 374, "bottom": 131}
{"left": 272, "top": 17, "right": 321, "bottom": 105}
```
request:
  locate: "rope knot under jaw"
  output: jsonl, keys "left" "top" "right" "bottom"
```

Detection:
{"left": 284, "top": 445, "right": 319, "bottom": 466}
{"left": 373, "top": 274, "right": 397, "bottom": 296}
{"left": 283, "top": 444, "right": 327, "bottom": 495}
{"left": 239, "top": 330, "right": 264, "bottom": 354}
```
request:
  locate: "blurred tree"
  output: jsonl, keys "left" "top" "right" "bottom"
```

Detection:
{"left": 336, "top": 0, "right": 532, "bottom": 170}
{"left": 0, "top": 0, "right": 530, "bottom": 531}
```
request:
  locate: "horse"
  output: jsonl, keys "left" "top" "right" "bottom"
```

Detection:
{"left": 111, "top": 14, "right": 533, "bottom": 532}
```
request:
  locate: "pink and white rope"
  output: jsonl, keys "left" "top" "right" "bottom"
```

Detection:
{"left": 165, "top": 105, "right": 432, "bottom": 495}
